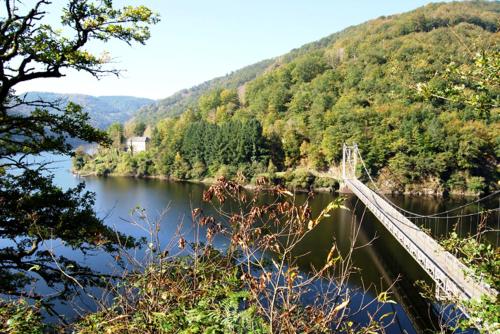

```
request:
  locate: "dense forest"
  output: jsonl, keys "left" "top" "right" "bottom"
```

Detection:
{"left": 77, "top": 1, "right": 500, "bottom": 195}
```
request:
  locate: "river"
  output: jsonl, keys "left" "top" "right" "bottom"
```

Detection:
{"left": 5, "top": 154, "right": 498, "bottom": 333}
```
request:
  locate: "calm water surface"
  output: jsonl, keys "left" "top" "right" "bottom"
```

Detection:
{"left": 12, "top": 155, "right": 499, "bottom": 333}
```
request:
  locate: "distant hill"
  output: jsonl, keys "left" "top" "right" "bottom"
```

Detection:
{"left": 15, "top": 92, "right": 154, "bottom": 129}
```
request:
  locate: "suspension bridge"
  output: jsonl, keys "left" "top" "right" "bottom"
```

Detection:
{"left": 341, "top": 144, "right": 497, "bottom": 307}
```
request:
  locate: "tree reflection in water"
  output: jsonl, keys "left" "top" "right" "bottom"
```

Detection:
{"left": 0, "top": 167, "right": 138, "bottom": 321}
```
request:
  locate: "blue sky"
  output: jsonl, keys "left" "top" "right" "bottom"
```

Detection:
{"left": 18, "top": 0, "right": 445, "bottom": 99}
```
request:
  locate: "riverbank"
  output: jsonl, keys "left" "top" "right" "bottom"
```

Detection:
{"left": 73, "top": 169, "right": 339, "bottom": 194}
{"left": 72, "top": 168, "right": 486, "bottom": 198}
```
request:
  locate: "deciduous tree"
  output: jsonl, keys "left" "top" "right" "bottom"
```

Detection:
{"left": 0, "top": 0, "right": 158, "bottom": 304}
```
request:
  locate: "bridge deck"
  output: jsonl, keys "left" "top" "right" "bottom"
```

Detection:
{"left": 344, "top": 178, "right": 495, "bottom": 302}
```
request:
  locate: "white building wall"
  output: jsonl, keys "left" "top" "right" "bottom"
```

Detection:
{"left": 132, "top": 141, "right": 146, "bottom": 152}
{"left": 126, "top": 137, "right": 149, "bottom": 153}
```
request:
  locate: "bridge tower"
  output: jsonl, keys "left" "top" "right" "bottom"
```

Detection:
{"left": 340, "top": 143, "right": 358, "bottom": 193}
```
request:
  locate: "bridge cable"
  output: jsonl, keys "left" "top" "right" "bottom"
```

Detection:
{"left": 354, "top": 148, "right": 500, "bottom": 219}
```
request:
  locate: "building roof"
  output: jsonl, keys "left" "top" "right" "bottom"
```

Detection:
{"left": 127, "top": 136, "right": 149, "bottom": 143}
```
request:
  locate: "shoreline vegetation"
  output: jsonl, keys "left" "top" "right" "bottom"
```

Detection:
{"left": 71, "top": 166, "right": 487, "bottom": 198}
{"left": 71, "top": 167, "right": 339, "bottom": 194}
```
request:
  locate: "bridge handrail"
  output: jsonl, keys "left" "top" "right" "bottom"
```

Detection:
{"left": 346, "top": 178, "right": 497, "bottom": 301}
{"left": 348, "top": 143, "right": 500, "bottom": 220}
{"left": 345, "top": 179, "right": 473, "bottom": 300}
{"left": 351, "top": 178, "right": 497, "bottom": 296}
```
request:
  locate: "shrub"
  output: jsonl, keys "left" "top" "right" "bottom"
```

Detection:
{"left": 447, "top": 171, "right": 467, "bottom": 192}
{"left": 215, "top": 164, "right": 238, "bottom": 179}
{"left": 190, "top": 160, "right": 207, "bottom": 179}
{"left": 284, "top": 169, "right": 315, "bottom": 190}
{"left": 74, "top": 252, "right": 268, "bottom": 334}
{"left": 466, "top": 176, "right": 486, "bottom": 194}
{"left": 0, "top": 300, "right": 45, "bottom": 334}
{"left": 313, "top": 176, "right": 339, "bottom": 190}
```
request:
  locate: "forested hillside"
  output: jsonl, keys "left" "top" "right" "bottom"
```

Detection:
{"left": 78, "top": 1, "right": 500, "bottom": 195}
{"left": 133, "top": 59, "right": 274, "bottom": 123}
{"left": 15, "top": 92, "right": 154, "bottom": 129}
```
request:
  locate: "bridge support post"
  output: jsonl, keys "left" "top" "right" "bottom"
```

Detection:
{"left": 342, "top": 144, "right": 346, "bottom": 179}
{"left": 342, "top": 143, "right": 357, "bottom": 179}
{"left": 352, "top": 144, "right": 358, "bottom": 178}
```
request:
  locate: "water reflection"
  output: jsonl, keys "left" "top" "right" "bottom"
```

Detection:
{"left": 2, "top": 156, "right": 498, "bottom": 332}
{"left": 74, "top": 176, "right": 430, "bottom": 332}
